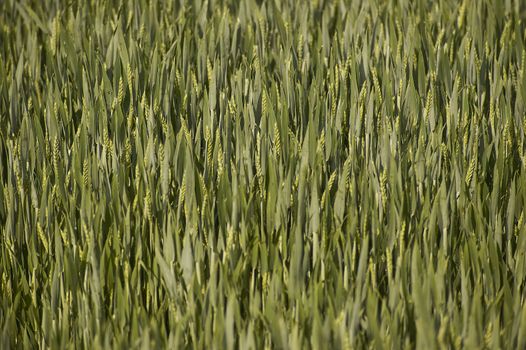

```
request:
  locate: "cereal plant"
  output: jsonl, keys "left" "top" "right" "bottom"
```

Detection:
{"left": 1, "top": 0, "right": 526, "bottom": 348}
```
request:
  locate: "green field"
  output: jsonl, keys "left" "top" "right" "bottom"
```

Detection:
{"left": 1, "top": 0, "right": 526, "bottom": 348}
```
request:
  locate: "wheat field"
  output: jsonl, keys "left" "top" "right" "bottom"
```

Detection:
{"left": 1, "top": 0, "right": 526, "bottom": 348}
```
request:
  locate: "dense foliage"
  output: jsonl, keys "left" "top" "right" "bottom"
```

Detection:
{"left": 1, "top": 0, "right": 526, "bottom": 348}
